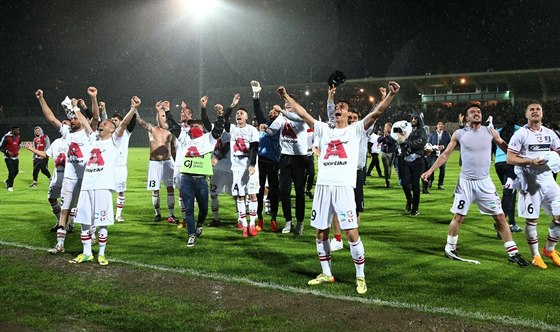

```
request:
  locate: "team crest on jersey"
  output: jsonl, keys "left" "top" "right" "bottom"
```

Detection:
{"left": 185, "top": 146, "right": 201, "bottom": 157}
{"left": 281, "top": 123, "right": 298, "bottom": 139}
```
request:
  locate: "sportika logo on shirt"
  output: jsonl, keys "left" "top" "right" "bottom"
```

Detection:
{"left": 322, "top": 139, "right": 348, "bottom": 166}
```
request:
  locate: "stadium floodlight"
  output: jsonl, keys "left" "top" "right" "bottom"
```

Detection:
{"left": 305, "top": 90, "right": 310, "bottom": 96}
{"left": 178, "top": 0, "right": 218, "bottom": 18}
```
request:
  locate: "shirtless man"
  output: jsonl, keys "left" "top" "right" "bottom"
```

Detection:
{"left": 136, "top": 101, "right": 177, "bottom": 222}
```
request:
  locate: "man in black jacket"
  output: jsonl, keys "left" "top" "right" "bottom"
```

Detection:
{"left": 396, "top": 113, "right": 427, "bottom": 216}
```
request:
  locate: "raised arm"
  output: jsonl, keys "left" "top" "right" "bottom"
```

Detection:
{"left": 116, "top": 96, "right": 141, "bottom": 137}
{"left": 99, "top": 101, "right": 108, "bottom": 121}
{"left": 135, "top": 108, "right": 154, "bottom": 133}
{"left": 200, "top": 96, "right": 212, "bottom": 131}
{"left": 35, "top": 89, "right": 62, "bottom": 128}
{"left": 327, "top": 85, "right": 336, "bottom": 126}
{"left": 74, "top": 108, "right": 93, "bottom": 137}
{"left": 87, "top": 87, "right": 100, "bottom": 130}
{"left": 363, "top": 81, "right": 400, "bottom": 130}
{"left": 277, "top": 86, "right": 315, "bottom": 129}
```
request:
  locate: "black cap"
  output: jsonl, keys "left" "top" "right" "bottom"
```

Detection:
{"left": 328, "top": 70, "right": 347, "bottom": 87}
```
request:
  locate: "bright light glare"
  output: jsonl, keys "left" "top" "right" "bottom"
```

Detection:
{"left": 305, "top": 90, "right": 310, "bottom": 96}
{"left": 178, "top": 0, "right": 218, "bottom": 18}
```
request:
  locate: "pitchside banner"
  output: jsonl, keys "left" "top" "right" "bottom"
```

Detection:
{"left": 180, "top": 153, "right": 213, "bottom": 175}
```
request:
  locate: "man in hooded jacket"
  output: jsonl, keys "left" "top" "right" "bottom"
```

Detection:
{"left": 396, "top": 113, "right": 427, "bottom": 216}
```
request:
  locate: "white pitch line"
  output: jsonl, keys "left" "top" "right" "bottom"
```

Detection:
{"left": 1, "top": 240, "right": 558, "bottom": 331}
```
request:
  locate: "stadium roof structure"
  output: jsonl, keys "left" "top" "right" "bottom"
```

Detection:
{"left": 209, "top": 67, "right": 560, "bottom": 105}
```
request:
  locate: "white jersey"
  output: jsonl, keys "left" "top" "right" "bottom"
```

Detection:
{"left": 369, "top": 133, "right": 381, "bottom": 154}
{"left": 268, "top": 113, "right": 309, "bottom": 155}
{"left": 508, "top": 125, "right": 560, "bottom": 189}
{"left": 229, "top": 124, "right": 259, "bottom": 170}
{"left": 313, "top": 120, "right": 366, "bottom": 187}
{"left": 214, "top": 132, "right": 232, "bottom": 172}
{"left": 358, "top": 127, "right": 373, "bottom": 169}
{"left": 175, "top": 124, "right": 191, "bottom": 167}
{"left": 81, "top": 134, "right": 117, "bottom": 191}
{"left": 113, "top": 129, "right": 131, "bottom": 167}
{"left": 45, "top": 137, "right": 66, "bottom": 179}
{"left": 60, "top": 125, "right": 90, "bottom": 180}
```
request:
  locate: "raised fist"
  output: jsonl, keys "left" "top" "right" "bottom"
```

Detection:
{"left": 214, "top": 104, "right": 224, "bottom": 116}
{"left": 87, "top": 87, "right": 97, "bottom": 97}
{"left": 231, "top": 94, "right": 240, "bottom": 107}
{"left": 99, "top": 101, "right": 106, "bottom": 110}
{"left": 276, "top": 86, "right": 287, "bottom": 97}
{"left": 200, "top": 96, "right": 208, "bottom": 108}
{"left": 35, "top": 89, "right": 44, "bottom": 99}
{"left": 387, "top": 81, "right": 400, "bottom": 95}
{"left": 131, "top": 96, "right": 141, "bottom": 108}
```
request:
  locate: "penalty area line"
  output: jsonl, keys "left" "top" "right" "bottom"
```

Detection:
{"left": 0, "top": 240, "right": 557, "bottom": 331}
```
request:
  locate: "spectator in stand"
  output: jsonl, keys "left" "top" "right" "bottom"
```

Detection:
{"left": 0, "top": 125, "right": 21, "bottom": 191}
{"left": 29, "top": 126, "right": 52, "bottom": 188}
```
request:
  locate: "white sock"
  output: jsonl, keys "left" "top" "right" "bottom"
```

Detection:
{"left": 525, "top": 221, "right": 539, "bottom": 257}
{"left": 503, "top": 240, "right": 518, "bottom": 256}
{"left": 316, "top": 239, "right": 332, "bottom": 277}
{"left": 167, "top": 191, "right": 175, "bottom": 216}
{"left": 98, "top": 227, "right": 108, "bottom": 256}
{"left": 349, "top": 237, "right": 365, "bottom": 278}
{"left": 546, "top": 220, "right": 560, "bottom": 252}
{"left": 248, "top": 200, "right": 257, "bottom": 226}
{"left": 237, "top": 199, "right": 247, "bottom": 227}
{"left": 152, "top": 191, "right": 160, "bottom": 215}
{"left": 81, "top": 225, "right": 92, "bottom": 256}
{"left": 445, "top": 234, "right": 458, "bottom": 252}
{"left": 116, "top": 192, "right": 125, "bottom": 217}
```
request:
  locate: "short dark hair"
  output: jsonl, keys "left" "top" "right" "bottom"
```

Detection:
{"left": 525, "top": 100, "right": 542, "bottom": 109}
{"left": 111, "top": 114, "right": 123, "bottom": 121}
{"left": 463, "top": 103, "right": 481, "bottom": 114}
{"left": 10, "top": 125, "right": 19, "bottom": 130}
{"left": 237, "top": 107, "right": 248, "bottom": 114}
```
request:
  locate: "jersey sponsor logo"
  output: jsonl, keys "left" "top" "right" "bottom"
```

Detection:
{"left": 323, "top": 139, "right": 348, "bottom": 160}
{"left": 281, "top": 123, "right": 298, "bottom": 139}
{"left": 528, "top": 144, "right": 550, "bottom": 152}
{"left": 67, "top": 142, "right": 84, "bottom": 160}
{"left": 87, "top": 148, "right": 105, "bottom": 166}
{"left": 234, "top": 137, "right": 249, "bottom": 154}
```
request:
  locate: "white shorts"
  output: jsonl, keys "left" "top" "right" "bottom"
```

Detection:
{"left": 75, "top": 189, "right": 114, "bottom": 226}
{"left": 310, "top": 185, "right": 358, "bottom": 231}
{"left": 60, "top": 178, "right": 82, "bottom": 210}
{"left": 173, "top": 164, "right": 182, "bottom": 189}
{"left": 115, "top": 165, "right": 128, "bottom": 192}
{"left": 450, "top": 176, "right": 502, "bottom": 216}
{"left": 147, "top": 160, "right": 174, "bottom": 190}
{"left": 518, "top": 180, "right": 560, "bottom": 218}
{"left": 47, "top": 170, "right": 64, "bottom": 199}
{"left": 231, "top": 169, "right": 259, "bottom": 196}
{"left": 210, "top": 169, "right": 233, "bottom": 196}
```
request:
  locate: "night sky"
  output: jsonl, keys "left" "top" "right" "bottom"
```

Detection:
{"left": 1, "top": 0, "right": 560, "bottom": 109}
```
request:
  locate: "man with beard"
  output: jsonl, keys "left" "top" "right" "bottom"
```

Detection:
{"left": 396, "top": 113, "right": 427, "bottom": 216}
{"left": 422, "top": 104, "right": 529, "bottom": 267}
